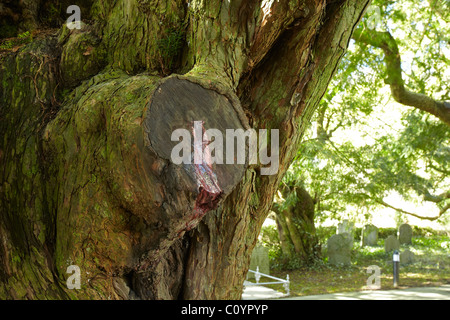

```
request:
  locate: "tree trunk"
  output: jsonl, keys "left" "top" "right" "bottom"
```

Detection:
{"left": 0, "top": 0, "right": 370, "bottom": 299}
{"left": 273, "top": 184, "right": 320, "bottom": 265}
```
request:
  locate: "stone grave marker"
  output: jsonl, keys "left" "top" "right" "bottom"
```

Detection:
{"left": 338, "top": 220, "right": 354, "bottom": 238}
{"left": 362, "top": 224, "right": 378, "bottom": 246}
{"left": 400, "top": 249, "right": 415, "bottom": 264}
{"left": 398, "top": 223, "right": 413, "bottom": 245}
{"left": 384, "top": 235, "right": 400, "bottom": 252}
{"left": 247, "top": 244, "right": 270, "bottom": 280}
{"left": 340, "top": 232, "right": 354, "bottom": 250}
{"left": 327, "top": 234, "right": 352, "bottom": 266}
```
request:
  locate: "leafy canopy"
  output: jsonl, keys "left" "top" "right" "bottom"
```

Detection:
{"left": 283, "top": 0, "right": 449, "bottom": 225}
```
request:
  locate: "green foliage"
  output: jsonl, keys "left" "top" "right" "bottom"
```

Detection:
{"left": 377, "top": 227, "right": 397, "bottom": 239}
{"left": 411, "top": 225, "right": 446, "bottom": 237}
{"left": 315, "top": 226, "right": 337, "bottom": 246}
{"left": 0, "top": 31, "right": 32, "bottom": 50}
{"left": 157, "top": 27, "right": 185, "bottom": 74}
{"left": 271, "top": 233, "right": 450, "bottom": 296}
{"left": 260, "top": 224, "right": 332, "bottom": 270}
{"left": 259, "top": 225, "right": 282, "bottom": 262}
{"left": 353, "top": 245, "right": 388, "bottom": 265}
{"left": 412, "top": 235, "right": 450, "bottom": 249}
{"left": 282, "top": 0, "right": 449, "bottom": 226}
{"left": 0, "top": 41, "right": 13, "bottom": 50}
{"left": 262, "top": 214, "right": 448, "bottom": 276}
{"left": 259, "top": 224, "right": 305, "bottom": 270}
{"left": 353, "top": 232, "right": 450, "bottom": 271}
{"left": 39, "top": 1, "right": 63, "bottom": 27}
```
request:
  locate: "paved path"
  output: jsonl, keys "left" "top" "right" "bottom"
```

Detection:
{"left": 283, "top": 285, "right": 450, "bottom": 300}
{"left": 241, "top": 281, "right": 287, "bottom": 300}
{"left": 243, "top": 284, "right": 450, "bottom": 300}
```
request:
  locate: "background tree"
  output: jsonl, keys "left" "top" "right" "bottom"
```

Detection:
{"left": 274, "top": 0, "right": 449, "bottom": 255}
{"left": 0, "top": 0, "right": 370, "bottom": 299}
{"left": 272, "top": 180, "right": 320, "bottom": 265}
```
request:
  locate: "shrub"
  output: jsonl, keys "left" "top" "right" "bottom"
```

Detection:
{"left": 316, "top": 226, "right": 336, "bottom": 247}
{"left": 377, "top": 227, "right": 397, "bottom": 239}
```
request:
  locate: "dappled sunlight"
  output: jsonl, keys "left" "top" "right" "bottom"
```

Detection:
{"left": 260, "top": 0, "right": 277, "bottom": 25}
{"left": 284, "top": 285, "right": 450, "bottom": 300}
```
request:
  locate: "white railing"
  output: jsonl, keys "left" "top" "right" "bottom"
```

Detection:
{"left": 245, "top": 266, "right": 290, "bottom": 296}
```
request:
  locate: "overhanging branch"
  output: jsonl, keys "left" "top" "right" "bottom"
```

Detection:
{"left": 357, "top": 193, "right": 449, "bottom": 221}
{"left": 352, "top": 28, "right": 450, "bottom": 126}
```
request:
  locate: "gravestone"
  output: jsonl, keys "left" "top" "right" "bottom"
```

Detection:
{"left": 247, "top": 244, "right": 270, "bottom": 280}
{"left": 340, "top": 232, "right": 354, "bottom": 250}
{"left": 327, "top": 234, "right": 352, "bottom": 266}
{"left": 384, "top": 235, "right": 400, "bottom": 252}
{"left": 362, "top": 224, "right": 378, "bottom": 246}
{"left": 338, "top": 220, "right": 354, "bottom": 238}
{"left": 398, "top": 223, "right": 413, "bottom": 245}
{"left": 400, "top": 249, "right": 415, "bottom": 264}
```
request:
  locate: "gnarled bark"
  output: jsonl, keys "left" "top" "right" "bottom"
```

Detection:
{"left": 0, "top": 0, "right": 370, "bottom": 299}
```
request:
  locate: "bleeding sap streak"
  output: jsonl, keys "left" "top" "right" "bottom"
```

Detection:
{"left": 186, "top": 121, "right": 223, "bottom": 230}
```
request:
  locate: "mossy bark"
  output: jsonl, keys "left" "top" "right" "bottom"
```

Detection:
{"left": 0, "top": 0, "right": 370, "bottom": 299}
{"left": 273, "top": 184, "right": 320, "bottom": 265}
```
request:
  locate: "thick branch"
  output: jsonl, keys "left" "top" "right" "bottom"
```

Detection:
{"left": 423, "top": 190, "right": 450, "bottom": 203}
{"left": 352, "top": 28, "right": 450, "bottom": 126}
{"left": 358, "top": 193, "right": 449, "bottom": 221}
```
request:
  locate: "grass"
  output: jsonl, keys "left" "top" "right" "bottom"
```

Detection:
{"left": 0, "top": 31, "right": 33, "bottom": 51}
{"left": 261, "top": 234, "right": 450, "bottom": 297}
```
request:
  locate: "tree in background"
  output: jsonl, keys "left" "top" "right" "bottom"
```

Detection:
{"left": 274, "top": 0, "right": 449, "bottom": 261}
{"left": 272, "top": 181, "right": 320, "bottom": 266}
